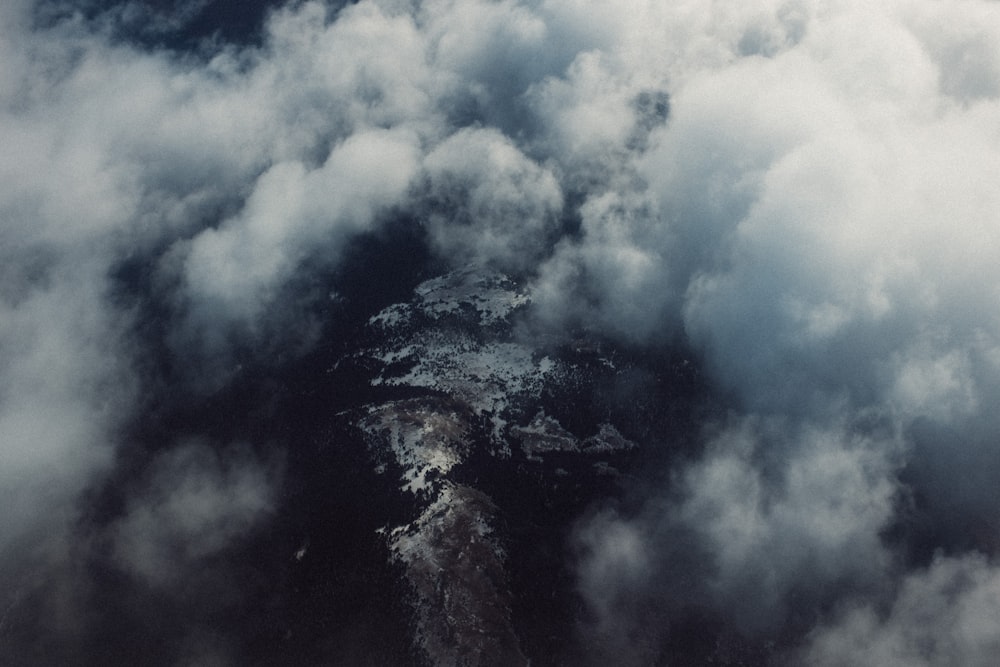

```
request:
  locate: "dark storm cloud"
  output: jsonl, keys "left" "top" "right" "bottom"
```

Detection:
{"left": 3, "top": 0, "right": 1000, "bottom": 664}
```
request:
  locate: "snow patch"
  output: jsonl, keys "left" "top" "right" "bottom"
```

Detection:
{"left": 359, "top": 400, "right": 470, "bottom": 495}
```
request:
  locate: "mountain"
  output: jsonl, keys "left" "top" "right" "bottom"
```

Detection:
{"left": 335, "top": 265, "right": 643, "bottom": 665}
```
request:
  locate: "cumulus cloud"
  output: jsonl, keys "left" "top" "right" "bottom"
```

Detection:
{"left": 672, "top": 419, "right": 899, "bottom": 632}
{"left": 796, "top": 552, "right": 1000, "bottom": 667}
{"left": 556, "top": 0, "right": 1000, "bottom": 660}
{"left": 176, "top": 126, "right": 422, "bottom": 366}
{"left": 420, "top": 126, "right": 563, "bottom": 271}
{"left": 4, "top": 0, "right": 1000, "bottom": 663}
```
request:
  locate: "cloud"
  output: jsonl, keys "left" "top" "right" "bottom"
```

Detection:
{"left": 795, "top": 552, "right": 1000, "bottom": 667}
{"left": 420, "top": 126, "right": 563, "bottom": 271}
{"left": 0, "top": 259, "right": 133, "bottom": 571}
{"left": 111, "top": 441, "right": 280, "bottom": 587}
{"left": 0, "top": 0, "right": 421, "bottom": 654}
{"left": 4, "top": 0, "right": 1000, "bottom": 663}
{"left": 176, "top": 126, "right": 422, "bottom": 365}
{"left": 560, "top": 0, "right": 1000, "bottom": 659}
{"left": 672, "top": 418, "right": 899, "bottom": 633}
{"left": 571, "top": 508, "right": 660, "bottom": 666}
{"left": 571, "top": 416, "right": 901, "bottom": 657}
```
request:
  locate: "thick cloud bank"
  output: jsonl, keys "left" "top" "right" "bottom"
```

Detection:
{"left": 2, "top": 0, "right": 1000, "bottom": 664}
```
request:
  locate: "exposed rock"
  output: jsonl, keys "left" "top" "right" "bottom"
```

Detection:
{"left": 391, "top": 484, "right": 527, "bottom": 667}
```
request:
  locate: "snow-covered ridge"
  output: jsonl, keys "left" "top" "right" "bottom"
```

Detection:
{"left": 368, "top": 265, "right": 530, "bottom": 332}
{"left": 359, "top": 399, "right": 470, "bottom": 495}
{"left": 354, "top": 265, "right": 639, "bottom": 664}
{"left": 366, "top": 267, "right": 563, "bottom": 447}
{"left": 390, "top": 483, "right": 527, "bottom": 666}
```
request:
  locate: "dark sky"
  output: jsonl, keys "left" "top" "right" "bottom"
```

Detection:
{"left": 3, "top": 0, "right": 1000, "bottom": 665}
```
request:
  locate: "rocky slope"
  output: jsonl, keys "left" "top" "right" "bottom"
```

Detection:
{"left": 344, "top": 266, "right": 639, "bottom": 665}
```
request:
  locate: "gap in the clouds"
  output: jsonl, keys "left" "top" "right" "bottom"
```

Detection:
{"left": 887, "top": 417, "right": 1000, "bottom": 569}
{"left": 95, "top": 199, "right": 736, "bottom": 665}
{"left": 627, "top": 90, "right": 671, "bottom": 153}
{"left": 553, "top": 189, "right": 587, "bottom": 242}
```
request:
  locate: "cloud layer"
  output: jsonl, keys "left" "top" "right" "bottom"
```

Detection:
{"left": 3, "top": 0, "right": 1000, "bottom": 664}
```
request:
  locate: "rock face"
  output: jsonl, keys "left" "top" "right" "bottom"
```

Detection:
{"left": 345, "top": 266, "right": 640, "bottom": 665}
{"left": 391, "top": 483, "right": 525, "bottom": 667}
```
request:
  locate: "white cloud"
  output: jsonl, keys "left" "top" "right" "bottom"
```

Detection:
{"left": 181, "top": 127, "right": 422, "bottom": 331}
{"left": 421, "top": 126, "right": 563, "bottom": 271}
{"left": 557, "top": 0, "right": 1000, "bottom": 657}
{"left": 0, "top": 263, "right": 131, "bottom": 562}
{"left": 797, "top": 553, "right": 1000, "bottom": 667}
{"left": 675, "top": 419, "right": 899, "bottom": 632}
{"left": 4, "top": 0, "right": 1000, "bottom": 660}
